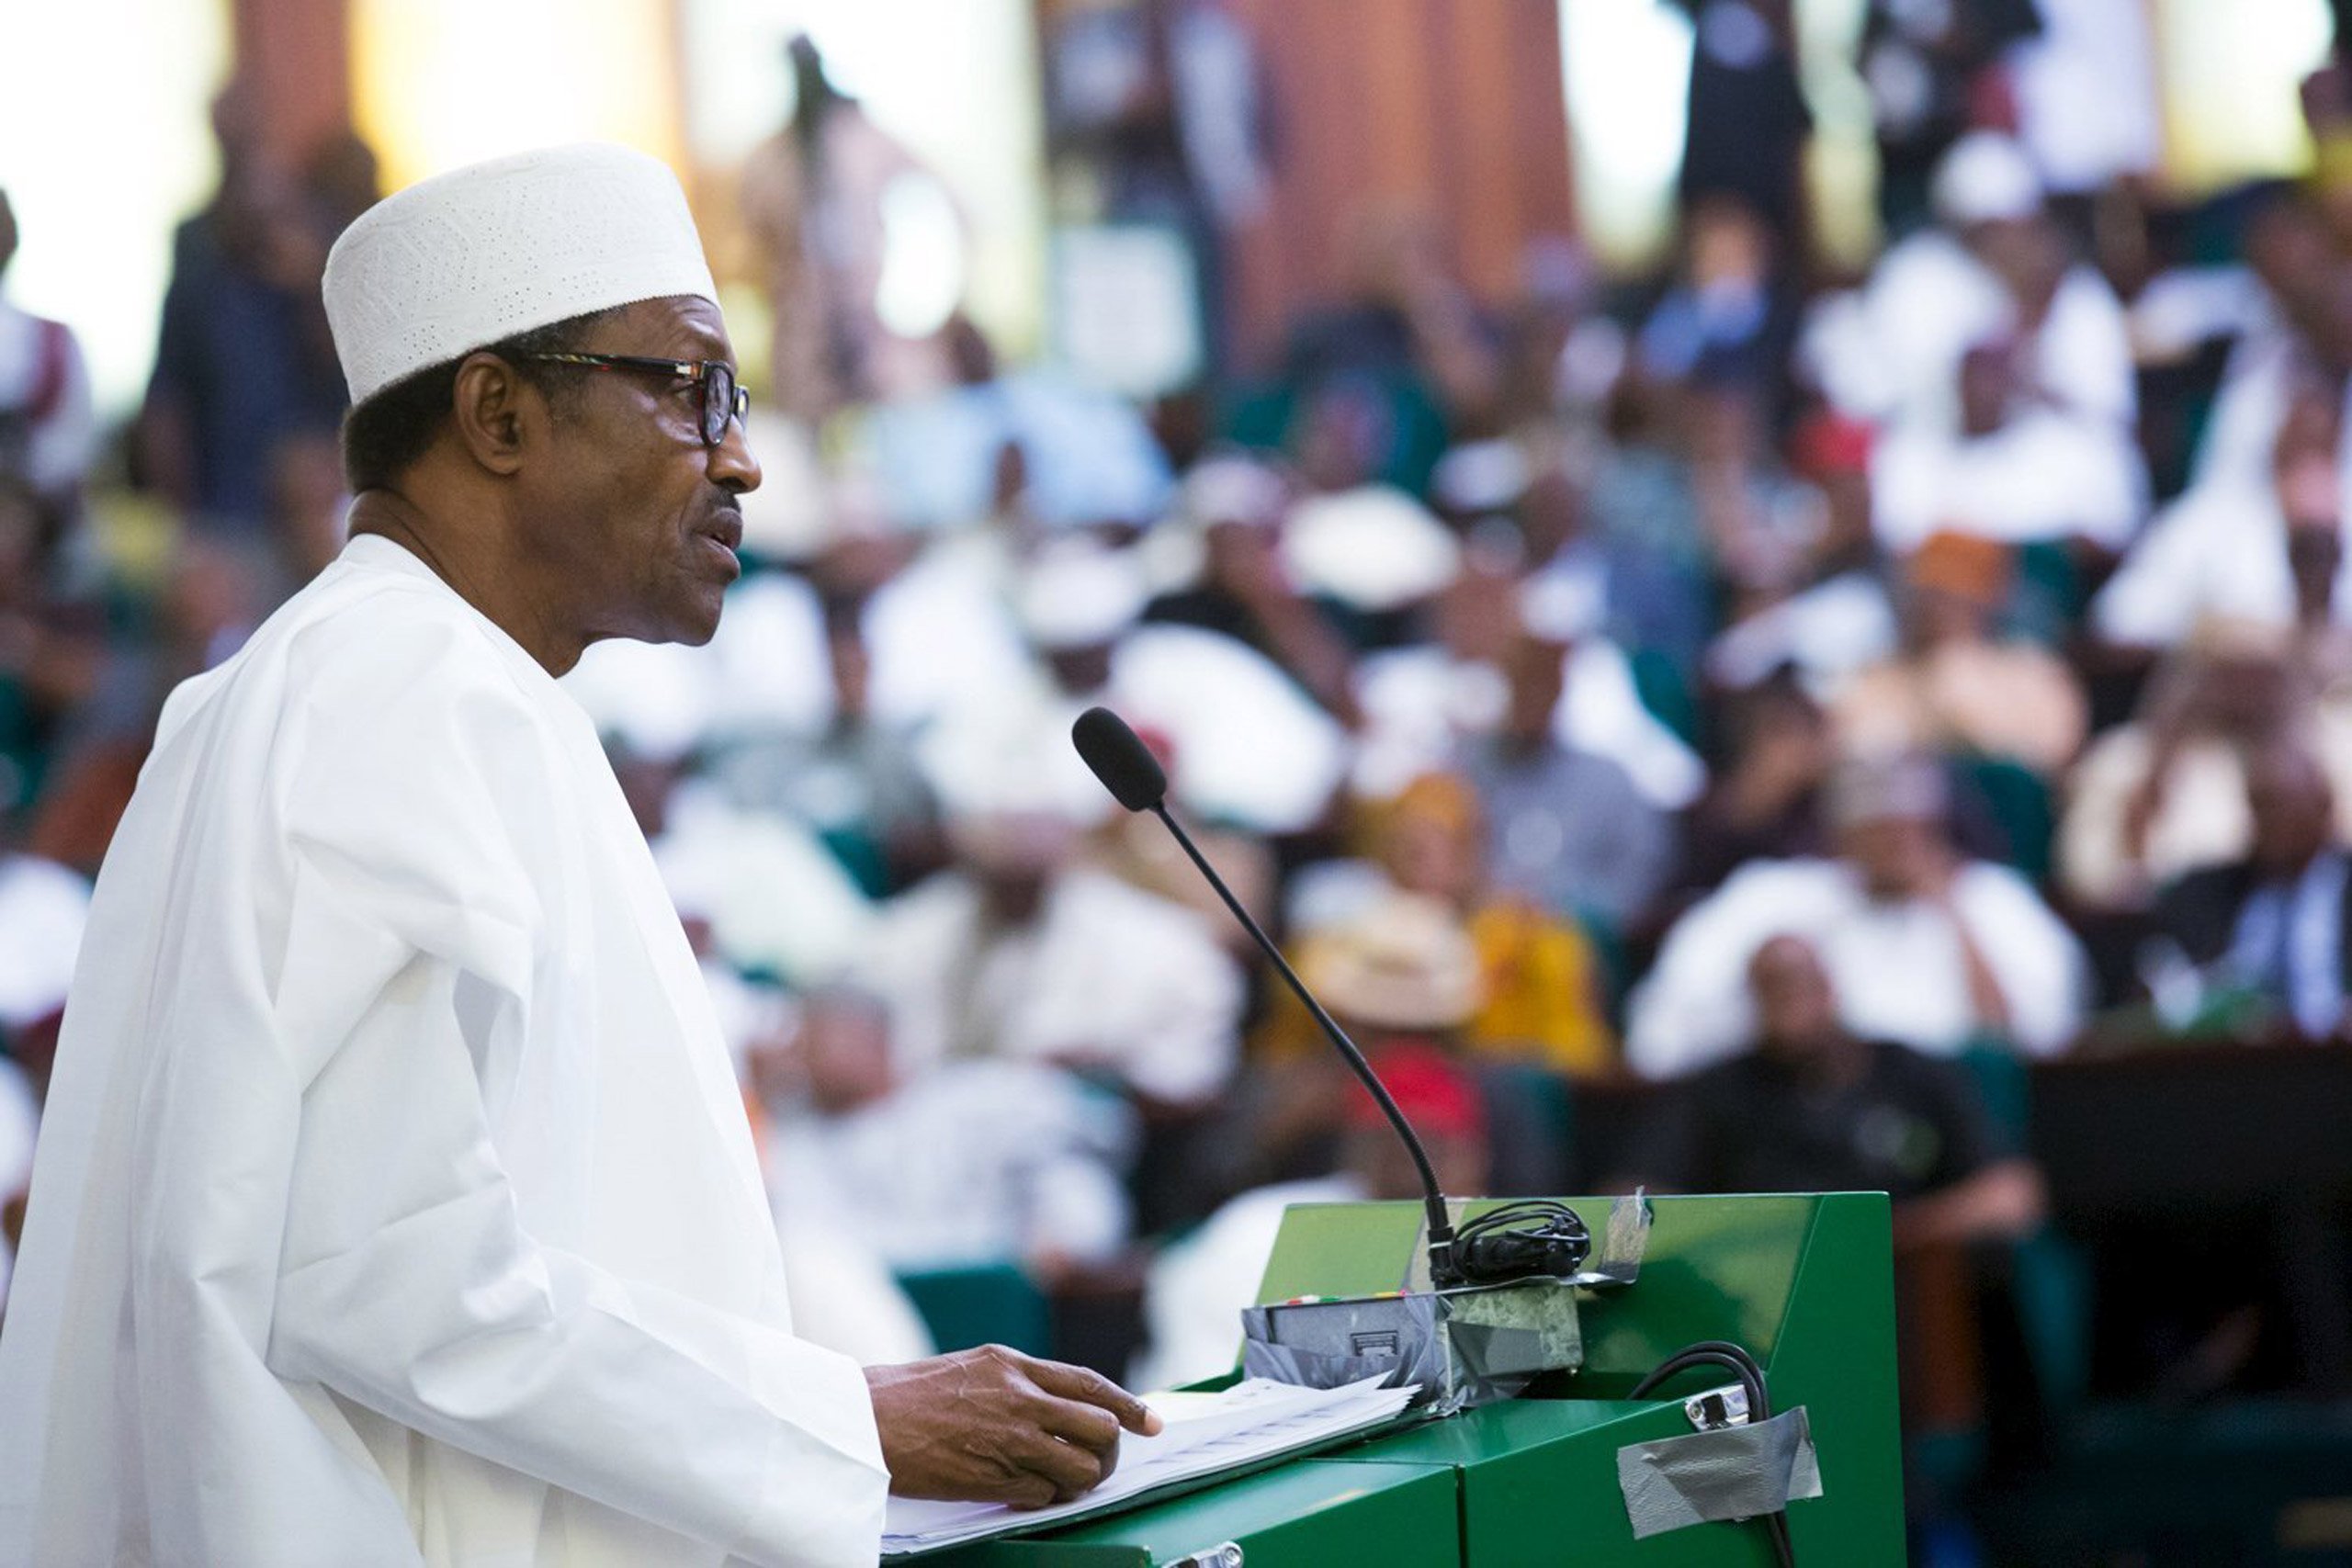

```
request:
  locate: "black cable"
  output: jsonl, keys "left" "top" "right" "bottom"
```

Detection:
{"left": 1632, "top": 1340, "right": 1796, "bottom": 1568}
{"left": 1451, "top": 1199, "right": 1591, "bottom": 1284}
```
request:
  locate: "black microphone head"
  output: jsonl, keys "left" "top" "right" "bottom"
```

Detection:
{"left": 1071, "top": 706, "right": 1167, "bottom": 812}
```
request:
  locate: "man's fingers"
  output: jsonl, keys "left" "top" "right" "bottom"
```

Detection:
{"left": 1019, "top": 1355, "right": 1164, "bottom": 1437}
{"left": 1034, "top": 1396, "right": 1122, "bottom": 1455}
{"left": 1034, "top": 1398, "right": 1125, "bottom": 1485}
{"left": 999, "top": 1473, "right": 1060, "bottom": 1511}
{"left": 1006, "top": 1427, "right": 1104, "bottom": 1501}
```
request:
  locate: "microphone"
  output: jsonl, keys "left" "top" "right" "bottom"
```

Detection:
{"left": 1070, "top": 705, "right": 1465, "bottom": 1287}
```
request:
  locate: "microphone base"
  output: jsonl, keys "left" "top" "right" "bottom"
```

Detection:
{"left": 1239, "top": 1277, "right": 1585, "bottom": 1415}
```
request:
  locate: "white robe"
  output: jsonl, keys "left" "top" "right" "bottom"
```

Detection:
{"left": 0, "top": 536, "right": 888, "bottom": 1567}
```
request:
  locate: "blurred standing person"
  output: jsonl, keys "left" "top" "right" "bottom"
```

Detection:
{"left": 741, "top": 35, "right": 959, "bottom": 422}
{"left": 139, "top": 84, "right": 352, "bottom": 533}
{"left": 1856, "top": 0, "right": 2041, "bottom": 235}
{"left": 0, "top": 192, "right": 96, "bottom": 533}
{"left": 1674, "top": 0, "right": 1814, "bottom": 254}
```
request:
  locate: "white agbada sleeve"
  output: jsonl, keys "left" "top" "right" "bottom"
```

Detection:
{"left": 262, "top": 607, "right": 887, "bottom": 1565}
{"left": 0, "top": 544, "right": 887, "bottom": 1568}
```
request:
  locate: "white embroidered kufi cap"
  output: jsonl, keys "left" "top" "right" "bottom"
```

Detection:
{"left": 323, "top": 142, "right": 719, "bottom": 405}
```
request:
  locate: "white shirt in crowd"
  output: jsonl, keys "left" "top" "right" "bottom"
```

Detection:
{"left": 0, "top": 295, "right": 96, "bottom": 497}
{"left": 860, "top": 865, "right": 1244, "bottom": 1107}
{"left": 1824, "top": 231, "right": 2135, "bottom": 435}
{"left": 1131, "top": 1176, "right": 1361, "bottom": 1394}
{"left": 1871, "top": 408, "right": 2144, "bottom": 555}
{"left": 770, "top": 1059, "right": 1136, "bottom": 1273}
{"left": 2093, "top": 479, "right": 2352, "bottom": 647}
{"left": 0, "top": 536, "right": 887, "bottom": 1568}
{"left": 1626, "top": 856, "right": 2089, "bottom": 1079}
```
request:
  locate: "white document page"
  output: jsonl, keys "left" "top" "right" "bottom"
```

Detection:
{"left": 880, "top": 1375, "right": 1418, "bottom": 1556}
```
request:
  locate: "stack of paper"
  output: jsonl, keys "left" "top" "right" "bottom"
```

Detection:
{"left": 879, "top": 1375, "right": 1419, "bottom": 1557}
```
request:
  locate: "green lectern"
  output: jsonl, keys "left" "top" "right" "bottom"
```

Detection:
{"left": 923, "top": 1193, "right": 1905, "bottom": 1566}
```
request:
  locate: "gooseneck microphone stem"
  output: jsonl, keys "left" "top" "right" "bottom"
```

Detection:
{"left": 1144, "top": 800, "right": 1462, "bottom": 1283}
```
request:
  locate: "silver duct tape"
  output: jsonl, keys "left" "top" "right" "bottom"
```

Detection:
{"left": 1240, "top": 1293, "right": 1448, "bottom": 1400}
{"left": 1616, "top": 1406, "right": 1823, "bottom": 1540}
{"left": 1241, "top": 1279, "right": 1585, "bottom": 1413}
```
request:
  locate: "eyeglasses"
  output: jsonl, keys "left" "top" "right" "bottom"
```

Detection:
{"left": 522, "top": 353, "right": 749, "bottom": 448}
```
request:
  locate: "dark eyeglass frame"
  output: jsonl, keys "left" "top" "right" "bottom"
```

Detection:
{"left": 522, "top": 352, "right": 749, "bottom": 447}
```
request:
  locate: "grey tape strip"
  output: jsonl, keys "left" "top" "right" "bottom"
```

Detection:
{"left": 1616, "top": 1406, "right": 1823, "bottom": 1540}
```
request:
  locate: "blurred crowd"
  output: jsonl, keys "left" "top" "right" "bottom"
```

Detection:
{"left": 8, "top": 5, "right": 2352, "bottom": 1542}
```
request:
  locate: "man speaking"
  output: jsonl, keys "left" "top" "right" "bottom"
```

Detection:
{"left": 0, "top": 144, "right": 1157, "bottom": 1567}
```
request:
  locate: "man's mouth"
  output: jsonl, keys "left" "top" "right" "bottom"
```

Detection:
{"left": 701, "top": 509, "right": 745, "bottom": 553}
{"left": 695, "top": 510, "right": 745, "bottom": 578}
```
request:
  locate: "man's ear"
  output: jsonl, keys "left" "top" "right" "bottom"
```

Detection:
{"left": 449, "top": 353, "right": 537, "bottom": 477}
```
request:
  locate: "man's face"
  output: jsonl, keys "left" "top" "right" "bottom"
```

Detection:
{"left": 1750, "top": 934, "right": 1838, "bottom": 1061}
{"left": 1501, "top": 634, "right": 1567, "bottom": 741}
{"left": 525, "top": 296, "right": 760, "bottom": 649}
{"left": 1841, "top": 813, "right": 1939, "bottom": 899}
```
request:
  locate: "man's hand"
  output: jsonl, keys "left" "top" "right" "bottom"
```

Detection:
{"left": 864, "top": 1345, "right": 1164, "bottom": 1508}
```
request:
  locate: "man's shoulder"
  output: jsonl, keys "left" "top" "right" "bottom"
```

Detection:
{"left": 273, "top": 560, "right": 546, "bottom": 719}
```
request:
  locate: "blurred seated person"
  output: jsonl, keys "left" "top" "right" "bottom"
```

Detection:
{"left": 1624, "top": 929, "right": 2053, "bottom": 1461}
{"left": 1623, "top": 933, "right": 2045, "bottom": 1252}
{"left": 2059, "top": 626, "right": 2352, "bottom": 912}
{"left": 1834, "top": 531, "right": 2087, "bottom": 777}
{"left": 1132, "top": 1042, "right": 1491, "bottom": 1391}
{"left": 760, "top": 987, "right": 1137, "bottom": 1282}
{"left": 1274, "top": 202, "right": 1500, "bottom": 473}
{"left": 1022, "top": 542, "right": 1350, "bottom": 837}
{"left": 1826, "top": 132, "right": 2132, "bottom": 435}
{"left": 1351, "top": 565, "right": 1706, "bottom": 813}
{"left": 857, "top": 782, "right": 1244, "bottom": 1111}
{"left": 1455, "top": 606, "right": 1678, "bottom": 934}
{"left": 1223, "top": 894, "right": 1565, "bottom": 1202}
{"left": 1140, "top": 452, "right": 1363, "bottom": 726}
{"left": 1278, "top": 380, "right": 1462, "bottom": 652}
{"left": 1869, "top": 336, "right": 2142, "bottom": 558}
{"left": 1502, "top": 434, "right": 1716, "bottom": 682}
{"left": 1630, "top": 753, "right": 2086, "bottom": 1077}
{"left": 1271, "top": 780, "right": 1617, "bottom": 1077}
{"left": 1381, "top": 775, "right": 1617, "bottom": 1075}
{"left": 2094, "top": 385, "right": 2348, "bottom": 655}
{"left": 708, "top": 601, "right": 945, "bottom": 897}
{"left": 1634, "top": 195, "right": 1798, "bottom": 420}
{"left": 1675, "top": 672, "right": 1834, "bottom": 897}
{"left": 0, "top": 476, "right": 105, "bottom": 824}
{"left": 1702, "top": 412, "right": 1898, "bottom": 697}
{"left": 2149, "top": 741, "right": 2352, "bottom": 1040}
